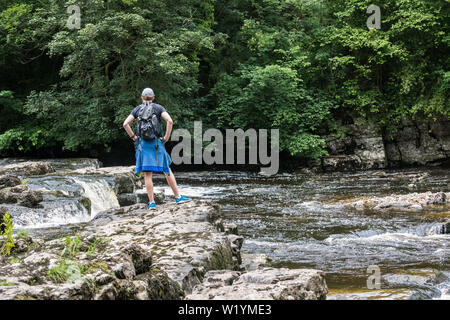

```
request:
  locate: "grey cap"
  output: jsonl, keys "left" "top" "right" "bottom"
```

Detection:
{"left": 141, "top": 88, "right": 154, "bottom": 97}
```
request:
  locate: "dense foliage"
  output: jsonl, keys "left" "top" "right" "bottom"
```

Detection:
{"left": 0, "top": 0, "right": 448, "bottom": 159}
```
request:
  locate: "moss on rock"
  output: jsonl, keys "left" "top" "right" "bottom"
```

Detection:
{"left": 146, "top": 269, "right": 185, "bottom": 300}
{"left": 80, "top": 197, "right": 91, "bottom": 215}
{"left": 205, "top": 243, "right": 237, "bottom": 272}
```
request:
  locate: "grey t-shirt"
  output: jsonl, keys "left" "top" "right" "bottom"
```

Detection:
{"left": 131, "top": 103, "right": 166, "bottom": 136}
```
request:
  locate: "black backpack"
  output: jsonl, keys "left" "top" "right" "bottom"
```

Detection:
{"left": 136, "top": 102, "right": 163, "bottom": 141}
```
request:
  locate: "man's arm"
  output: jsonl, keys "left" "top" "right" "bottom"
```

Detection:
{"left": 161, "top": 111, "right": 173, "bottom": 143}
{"left": 123, "top": 115, "right": 137, "bottom": 141}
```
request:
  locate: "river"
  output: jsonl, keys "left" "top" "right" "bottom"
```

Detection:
{"left": 153, "top": 168, "right": 450, "bottom": 299}
{"left": 2, "top": 158, "right": 449, "bottom": 299}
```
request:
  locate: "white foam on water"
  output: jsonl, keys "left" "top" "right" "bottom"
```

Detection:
{"left": 72, "top": 178, "right": 120, "bottom": 217}
{"left": 15, "top": 178, "right": 121, "bottom": 228}
{"left": 434, "top": 279, "right": 450, "bottom": 300}
{"left": 436, "top": 294, "right": 450, "bottom": 300}
{"left": 12, "top": 201, "right": 91, "bottom": 229}
{"left": 153, "top": 185, "right": 230, "bottom": 198}
{"left": 424, "top": 223, "right": 447, "bottom": 236}
{"left": 325, "top": 231, "right": 450, "bottom": 244}
{"left": 244, "top": 238, "right": 286, "bottom": 249}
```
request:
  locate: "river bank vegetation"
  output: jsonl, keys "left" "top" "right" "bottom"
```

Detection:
{"left": 0, "top": 0, "right": 448, "bottom": 160}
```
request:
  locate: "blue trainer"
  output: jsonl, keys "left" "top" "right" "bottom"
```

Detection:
{"left": 176, "top": 195, "right": 192, "bottom": 204}
{"left": 147, "top": 202, "right": 157, "bottom": 209}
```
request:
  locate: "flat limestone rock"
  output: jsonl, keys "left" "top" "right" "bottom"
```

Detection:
{"left": 186, "top": 268, "right": 328, "bottom": 300}
{"left": 240, "top": 253, "right": 269, "bottom": 271}
{"left": 0, "top": 161, "right": 55, "bottom": 177}
{"left": 0, "top": 185, "right": 43, "bottom": 208}
{"left": 86, "top": 201, "right": 238, "bottom": 290}
{"left": 337, "top": 192, "right": 450, "bottom": 212}
{"left": 0, "top": 175, "right": 21, "bottom": 188}
{"left": 0, "top": 200, "right": 240, "bottom": 300}
{"left": 1, "top": 198, "right": 327, "bottom": 300}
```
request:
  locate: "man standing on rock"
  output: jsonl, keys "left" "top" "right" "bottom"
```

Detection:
{"left": 122, "top": 88, "right": 191, "bottom": 209}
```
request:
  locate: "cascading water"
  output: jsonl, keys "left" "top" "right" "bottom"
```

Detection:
{"left": 10, "top": 199, "right": 91, "bottom": 228}
{"left": 72, "top": 177, "right": 120, "bottom": 218}
{"left": 6, "top": 166, "right": 120, "bottom": 229}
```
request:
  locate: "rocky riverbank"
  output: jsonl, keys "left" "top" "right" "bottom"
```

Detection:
{"left": 0, "top": 199, "right": 328, "bottom": 300}
{"left": 1, "top": 158, "right": 449, "bottom": 300}
{"left": 319, "top": 117, "right": 450, "bottom": 171}
{"left": 0, "top": 159, "right": 329, "bottom": 300}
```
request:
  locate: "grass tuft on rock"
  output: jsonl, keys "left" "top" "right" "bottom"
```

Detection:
{"left": 0, "top": 212, "right": 14, "bottom": 256}
{"left": 16, "top": 229, "right": 29, "bottom": 239}
{"left": 0, "top": 280, "right": 15, "bottom": 286}
{"left": 48, "top": 260, "right": 86, "bottom": 283}
{"left": 61, "top": 235, "right": 81, "bottom": 258}
{"left": 8, "top": 257, "right": 20, "bottom": 264}
{"left": 86, "top": 237, "right": 109, "bottom": 257}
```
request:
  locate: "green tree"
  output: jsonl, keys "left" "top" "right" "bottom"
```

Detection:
{"left": 1, "top": 0, "right": 219, "bottom": 154}
{"left": 210, "top": 0, "right": 336, "bottom": 158}
{"left": 0, "top": 0, "right": 448, "bottom": 160}
{"left": 323, "top": 0, "right": 449, "bottom": 126}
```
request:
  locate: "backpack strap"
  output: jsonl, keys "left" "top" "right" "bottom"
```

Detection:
{"left": 136, "top": 103, "right": 147, "bottom": 137}
{"left": 137, "top": 103, "right": 145, "bottom": 120}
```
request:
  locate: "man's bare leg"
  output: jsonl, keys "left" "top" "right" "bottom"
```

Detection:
{"left": 144, "top": 172, "right": 155, "bottom": 203}
{"left": 164, "top": 168, "right": 180, "bottom": 199}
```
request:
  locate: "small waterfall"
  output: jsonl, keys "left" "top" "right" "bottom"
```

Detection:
{"left": 72, "top": 178, "right": 120, "bottom": 218}
{"left": 8, "top": 175, "right": 121, "bottom": 229}
{"left": 10, "top": 200, "right": 91, "bottom": 229}
{"left": 423, "top": 223, "right": 450, "bottom": 236}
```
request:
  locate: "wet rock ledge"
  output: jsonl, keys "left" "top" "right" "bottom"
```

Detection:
{"left": 0, "top": 201, "right": 328, "bottom": 300}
